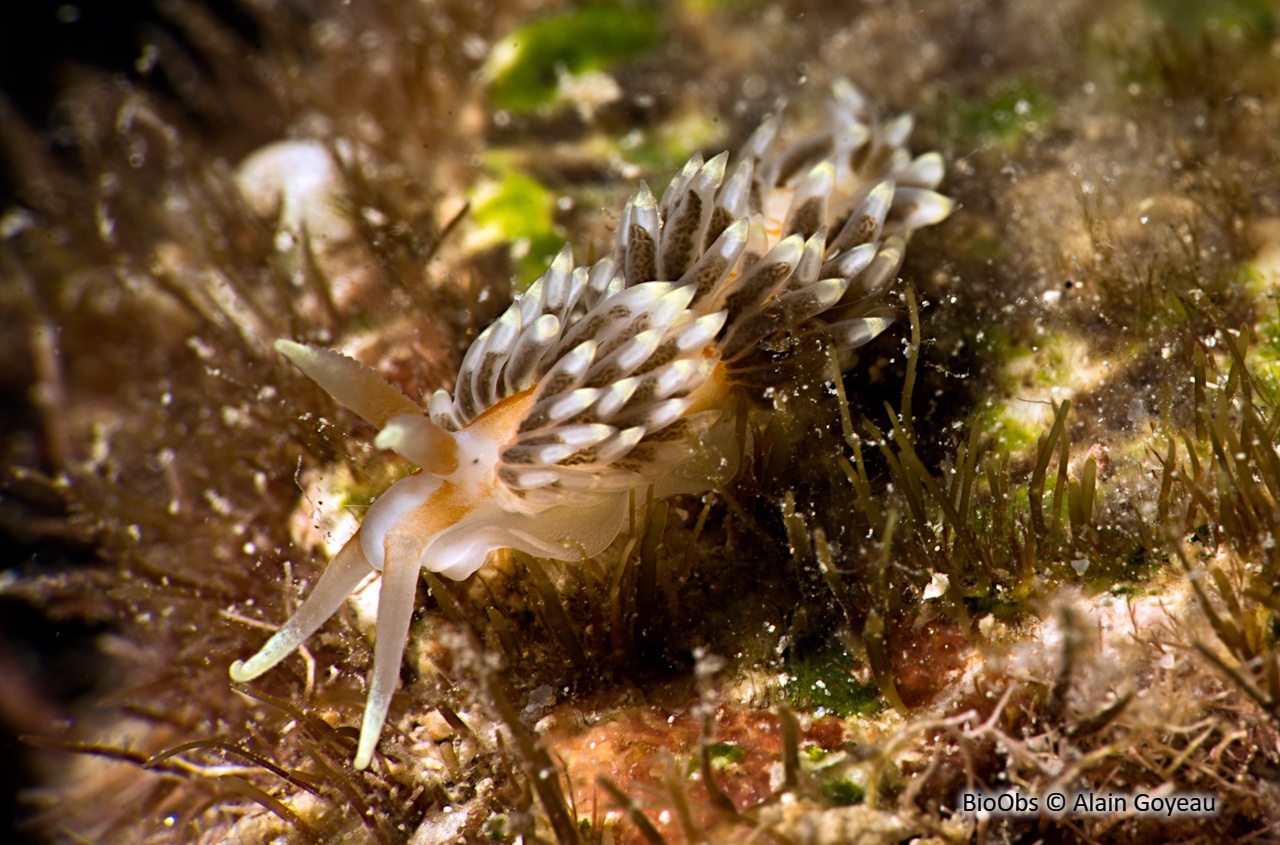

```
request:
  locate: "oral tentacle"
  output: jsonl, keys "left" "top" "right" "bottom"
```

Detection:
{"left": 354, "top": 547, "right": 422, "bottom": 770}
{"left": 274, "top": 339, "right": 421, "bottom": 428}
{"left": 230, "top": 531, "right": 374, "bottom": 682}
{"left": 375, "top": 414, "right": 459, "bottom": 475}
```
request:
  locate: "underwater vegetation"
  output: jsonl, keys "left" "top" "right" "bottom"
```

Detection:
{"left": 2, "top": 0, "right": 1280, "bottom": 843}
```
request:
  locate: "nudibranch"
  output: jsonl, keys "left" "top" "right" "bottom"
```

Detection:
{"left": 231, "top": 80, "right": 954, "bottom": 770}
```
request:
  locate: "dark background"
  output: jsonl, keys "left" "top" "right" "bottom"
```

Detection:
{"left": 0, "top": 4, "right": 259, "bottom": 840}
{"left": 0, "top": 0, "right": 261, "bottom": 204}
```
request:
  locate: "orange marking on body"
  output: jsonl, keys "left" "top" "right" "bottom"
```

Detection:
{"left": 762, "top": 186, "right": 795, "bottom": 246}
{"left": 384, "top": 480, "right": 471, "bottom": 563}
{"left": 469, "top": 386, "right": 537, "bottom": 445}
{"left": 683, "top": 357, "right": 733, "bottom": 417}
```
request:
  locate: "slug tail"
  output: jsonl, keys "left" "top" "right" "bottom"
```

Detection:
{"left": 353, "top": 549, "right": 421, "bottom": 770}
{"left": 229, "top": 532, "right": 374, "bottom": 683}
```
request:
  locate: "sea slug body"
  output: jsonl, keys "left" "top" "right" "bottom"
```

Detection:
{"left": 230, "top": 80, "right": 954, "bottom": 770}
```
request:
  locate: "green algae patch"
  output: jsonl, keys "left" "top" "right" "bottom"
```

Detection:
{"left": 1233, "top": 262, "right": 1269, "bottom": 298}
{"left": 970, "top": 400, "right": 1044, "bottom": 455}
{"left": 682, "top": 0, "right": 758, "bottom": 13}
{"left": 485, "top": 3, "right": 661, "bottom": 113}
{"left": 820, "top": 777, "right": 866, "bottom": 806}
{"left": 616, "top": 109, "right": 726, "bottom": 174}
{"left": 468, "top": 169, "right": 564, "bottom": 286}
{"left": 1247, "top": 315, "right": 1280, "bottom": 398}
{"left": 1147, "top": 0, "right": 1276, "bottom": 38}
{"left": 942, "top": 77, "right": 1052, "bottom": 149}
{"left": 706, "top": 741, "right": 745, "bottom": 768}
{"left": 784, "top": 640, "right": 884, "bottom": 719}
{"left": 1242, "top": 246, "right": 1280, "bottom": 397}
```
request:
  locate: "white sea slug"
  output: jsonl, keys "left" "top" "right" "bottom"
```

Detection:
{"left": 230, "top": 80, "right": 954, "bottom": 770}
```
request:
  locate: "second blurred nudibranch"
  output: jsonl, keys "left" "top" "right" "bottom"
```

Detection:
{"left": 230, "top": 79, "right": 954, "bottom": 771}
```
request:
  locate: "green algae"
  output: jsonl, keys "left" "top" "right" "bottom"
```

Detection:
{"left": 819, "top": 777, "right": 866, "bottom": 806}
{"left": 485, "top": 2, "right": 661, "bottom": 113}
{"left": 468, "top": 168, "right": 564, "bottom": 285}
{"left": 618, "top": 110, "right": 726, "bottom": 173}
{"left": 784, "top": 640, "right": 884, "bottom": 719}
{"left": 941, "top": 77, "right": 1053, "bottom": 148}
{"left": 803, "top": 743, "right": 827, "bottom": 763}
{"left": 1147, "top": 0, "right": 1276, "bottom": 38}
{"left": 682, "top": 0, "right": 758, "bottom": 12}
{"left": 969, "top": 402, "right": 1043, "bottom": 454}
{"left": 706, "top": 741, "right": 745, "bottom": 766}
{"left": 1250, "top": 327, "right": 1280, "bottom": 399}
